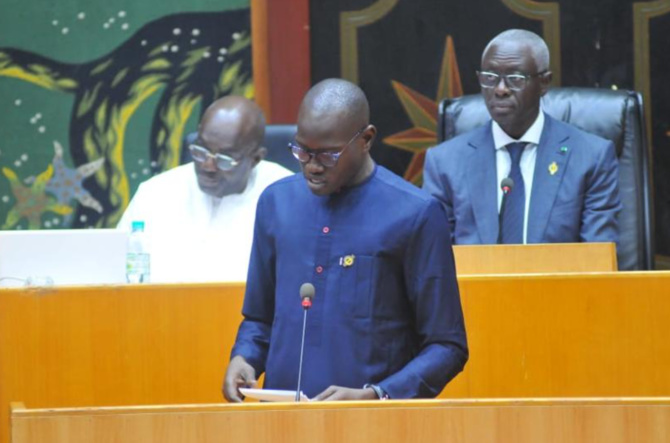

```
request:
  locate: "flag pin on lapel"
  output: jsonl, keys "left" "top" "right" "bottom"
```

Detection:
{"left": 548, "top": 161, "right": 559, "bottom": 175}
{"left": 559, "top": 146, "right": 568, "bottom": 154}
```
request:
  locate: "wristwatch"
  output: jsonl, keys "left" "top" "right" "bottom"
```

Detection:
{"left": 363, "top": 383, "right": 389, "bottom": 400}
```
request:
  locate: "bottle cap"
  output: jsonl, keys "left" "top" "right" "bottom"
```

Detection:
{"left": 131, "top": 221, "right": 145, "bottom": 232}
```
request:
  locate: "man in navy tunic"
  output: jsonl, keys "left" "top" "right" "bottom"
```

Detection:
{"left": 223, "top": 79, "right": 468, "bottom": 401}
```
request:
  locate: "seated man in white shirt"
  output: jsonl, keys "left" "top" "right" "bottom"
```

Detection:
{"left": 118, "top": 96, "right": 292, "bottom": 282}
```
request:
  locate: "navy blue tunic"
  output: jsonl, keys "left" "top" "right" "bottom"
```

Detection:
{"left": 231, "top": 166, "right": 468, "bottom": 399}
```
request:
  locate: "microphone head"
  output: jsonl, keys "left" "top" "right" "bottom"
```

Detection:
{"left": 299, "top": 283, "right": 315, "bottom": 301}
{"left": 500, "top": 177, "right": 514, "bottom": 194}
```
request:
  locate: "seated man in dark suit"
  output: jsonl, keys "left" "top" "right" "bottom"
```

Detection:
{"left": 423, "top": 29, "right": 621, "bottom": 245}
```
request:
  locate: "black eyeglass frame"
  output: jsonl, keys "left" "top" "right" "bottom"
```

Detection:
{"left": 476, "top": 70, "right": 548, "bottom": 91}
{"left": 288, "top": 126, "right": 367, "bottom": 168}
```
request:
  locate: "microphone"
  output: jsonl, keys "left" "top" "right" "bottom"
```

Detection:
{"left": 295, "top": 283, "right": 315, "bottom": 401}
{"left": 300, "top": 282, "right": 315, "bottom": 309}
{"left": 497, "top": 177, "right": 515, "bottom": 244}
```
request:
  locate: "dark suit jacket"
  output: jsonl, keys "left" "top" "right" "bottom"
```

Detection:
{"left": 423, "top": 113, "right": 622, "bottom": 245}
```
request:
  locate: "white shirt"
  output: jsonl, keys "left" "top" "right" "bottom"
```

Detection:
{"left": 492, "top": 111, "right": 545, "bottom": 244}
{"left": 118, "top": 161, "right": 292, "bottom": 283}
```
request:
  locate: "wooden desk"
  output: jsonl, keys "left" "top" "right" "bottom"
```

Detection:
{"left": 2, "top": 272, "right": 669, "bottom": 443}
{"left": 442, "top": 272, "right": 670, "bottom": 398}
{"left": 11, "top": 398, "right": 670, "bottom": 443}
{"left": 453, "top": 242, "right": 617, "bottom": 274}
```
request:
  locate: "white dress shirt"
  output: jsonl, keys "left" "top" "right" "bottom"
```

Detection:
{"left": 492, "top": 111, "right": 545, "bottom": 244}
{"left": 118, "top": 161, "right": 292, "bottom": 283}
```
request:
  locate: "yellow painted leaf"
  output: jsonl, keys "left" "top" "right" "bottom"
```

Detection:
{"left": 56, "top": 77, "right": 77, "bottom": 90}
{"left": 2, "top": 167, "right": 18, "bottom": 182}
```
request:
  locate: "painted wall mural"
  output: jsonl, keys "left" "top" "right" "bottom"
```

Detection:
{"left": 0, "top": 1, "right": 252, "bottom": 229}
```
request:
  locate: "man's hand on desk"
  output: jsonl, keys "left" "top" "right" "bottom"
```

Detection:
{"left": 313, "top": 385, "right": 379, "bottom": 401}
{"left": 223, "top": 355, "right": 257, "bottom": 402}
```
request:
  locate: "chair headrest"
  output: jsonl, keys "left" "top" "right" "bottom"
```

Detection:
{"left": 443, "top": 87, "right": 641, "bottom": 158}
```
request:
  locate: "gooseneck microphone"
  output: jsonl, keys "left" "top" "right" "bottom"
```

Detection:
{"left": 497, "top": 177, "right": 515, "bottom": 244}
{"left": 295, "top": 282, "right": 315, "bottom": 401}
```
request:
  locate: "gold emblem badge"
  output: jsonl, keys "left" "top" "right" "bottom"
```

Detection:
{"left": 340, "top": 255, "right": 355, "bottom": 267}
{"left": 548, "top": 161, "right": 559, "bottom": 175}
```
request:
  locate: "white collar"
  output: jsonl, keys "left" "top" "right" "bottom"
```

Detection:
{"left": 492, "top": 111, "right": 545, "bottom": 151}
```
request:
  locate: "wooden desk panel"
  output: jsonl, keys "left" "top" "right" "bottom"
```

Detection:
{"left": 453, "top": 242, "right": 617, "bottom": 274}
{"left": 441, "top": 272, "right": 670, "bottom": 398}
{"left": 0, "top": 283, "right": 243, "bottom": 443}
{"left": 2, "top": 273, "right": 670, "bottom": 443}
{"left": 11, "top": 399, "right": 670, "bottom": 443}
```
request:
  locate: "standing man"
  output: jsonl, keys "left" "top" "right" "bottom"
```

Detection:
{"left": 118, "top": 96, "right": 292, "bottom": 282}
{"left": 424, "top": 29, "right": 621, "bottom": 245}
{"left": 223, "top": 79, "right": 468, "bottom": 401}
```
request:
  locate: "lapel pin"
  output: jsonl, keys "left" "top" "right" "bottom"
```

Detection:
{"left": 339, "top": 254, "right": 355, "bottom": 267}
{"left": 548, "top": 161, "right": 559, "bottom": 175}
{"left": 559, "top": 146, "right": 568, "bottom": 154}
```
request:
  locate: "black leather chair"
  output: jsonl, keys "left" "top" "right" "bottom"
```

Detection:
{"left": 180, "top": 124, "right": 300, "bottom": 172}
{"left": 260, "top": 124, "right": 300, "bottom": 172}
{"left": 438, "top": 87, "right": 654, "bottom": 270}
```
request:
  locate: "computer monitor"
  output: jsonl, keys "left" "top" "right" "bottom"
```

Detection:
{"left": 0, "top": 229, "right": 128, "bottom": 287}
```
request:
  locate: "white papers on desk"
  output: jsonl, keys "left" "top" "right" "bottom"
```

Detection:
{"left": 240, "top": 388, "right": 310, "bottom": 402}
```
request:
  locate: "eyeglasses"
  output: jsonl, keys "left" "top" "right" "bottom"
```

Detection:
{"left": 288, "top": 127, "right": 366, "bottom": 168}
{"left": 477, "top": 70, "right": 547, "bottom": 91}
{"left": 188, "top": 144, "right": 239, "bottom": 171}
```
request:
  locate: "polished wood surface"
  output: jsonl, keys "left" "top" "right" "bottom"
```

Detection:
{"left": 442, "top": 272, "right": 670, "bottom": 398}
{"left": 2, "top": 272, "right": 670, "bottom": 443}
{"left": 251, "top": 0, "right": 271, "bottom": 117}
{"left": 453, "top": 242, "right": 617, "bottom": 274}
{"left": 250, "top": 0, "right": 310, "bottom": 123}
{"left": 11, "top": 398, "right": 670, "bottom": 443}
{"left": 0, "top": 283, "right": 243, "bottom": 443}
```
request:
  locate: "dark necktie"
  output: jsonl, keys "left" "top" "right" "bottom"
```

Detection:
{"left": 501, "top": 142, "right": 526, "bottom": 244}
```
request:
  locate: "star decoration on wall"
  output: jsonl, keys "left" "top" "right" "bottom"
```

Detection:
{"left": 1, "top": 165, "right": 73, "bottom": 229}
{"left": 383, "top": 36, "right": 463, "bottom": 185}
{"left": 45, "top": 140, "right": 105, "bottom": 213}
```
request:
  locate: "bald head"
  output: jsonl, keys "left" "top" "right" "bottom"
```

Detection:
{"left": 200, "top": 95, "right": 266, "bottom": 150}
{"left": 483, "top": 29, "right": 550, "bottom": 72}
{"left": 298, "top": 79, "right": 370, "bottom": 134}
{"left": 295, "top": 79, "right": 376, "bottom": 196}
{"left": 193, "top": 96, "right": 267, "bottom": 198}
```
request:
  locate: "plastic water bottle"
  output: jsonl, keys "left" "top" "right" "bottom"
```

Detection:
{"left": 126, "top": 221, "right": 151, "bottom": 283}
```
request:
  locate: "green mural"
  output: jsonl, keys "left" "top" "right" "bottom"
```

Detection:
{"left": 0, "top": 1, "right": 252, "bottom": 229}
